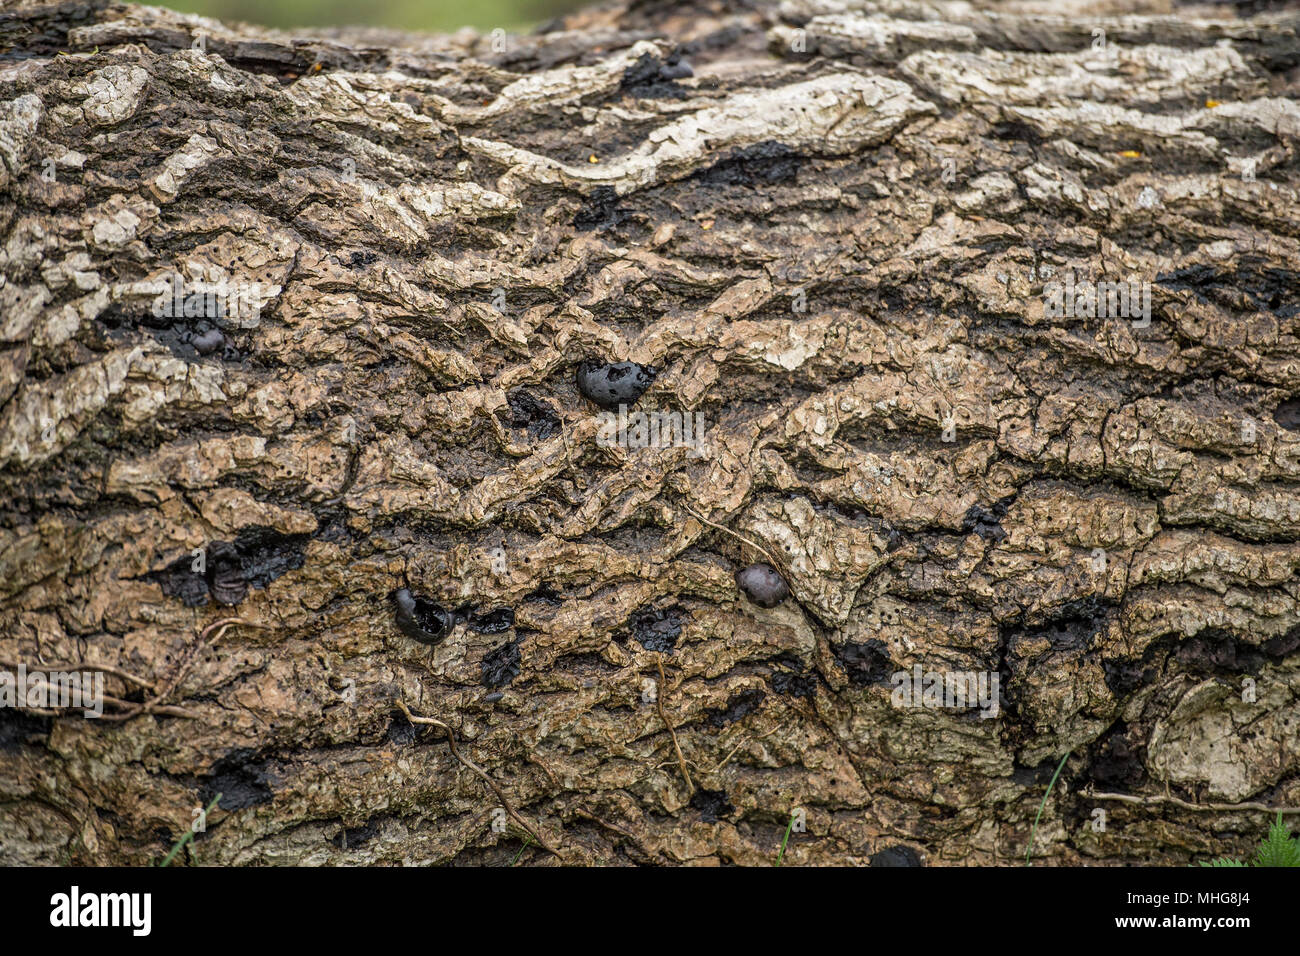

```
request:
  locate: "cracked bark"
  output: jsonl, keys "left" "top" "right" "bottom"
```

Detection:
{"left": 1, "top": 0, "right": 1299, "bottom": 866}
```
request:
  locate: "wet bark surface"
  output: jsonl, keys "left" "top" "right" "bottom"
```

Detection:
{"left": 1, "top": 0, "right": 1299, "bottom": 865}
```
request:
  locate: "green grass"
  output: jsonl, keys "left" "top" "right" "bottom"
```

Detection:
{"left": 775, "top": 811, "right": 796, "bottom": 867}
{"left": 1025, "top": 751, "right": 1071, "bottom": 866}
{"left": 509, "top": 836, "right": 532, "bottom": 866}
{"left": 157, "top": 793, "right": 222, "bottom": 867}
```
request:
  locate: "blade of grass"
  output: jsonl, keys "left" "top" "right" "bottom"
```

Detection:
{"left": 1025, "top": 752, "right": 1071, "bottom": 865}
{"left": 509, "top": 836, "right": 533, "bottom": 866}
{"left": 775, "top": 812, "right": 796, "bottom": 867}
{"left": 159, "top": 793, "right": 222, "bottom": 868}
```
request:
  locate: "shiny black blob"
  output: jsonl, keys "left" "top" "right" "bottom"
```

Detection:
{"left": 870, "top": 845, "right": 923, "bottom": 867}
{"left": 467, "top": 607, "right": 515, "bottom": 634}
{"left": 575, "top": 360, "right": 657, "bottom": 410}
{"left": 735, "top": 563, "right": 789, "bottom": 608}
{"left": 392, "top": 589, "right": 456, "bottom": 645}
{"left": 482, "top": 639, "right": 521, "bottom": 688}
{"left": 205, "top": 541, "right": 248, "bottom": 606}
{"left": 190, "top": 326, "right": 225, "bottom": 355}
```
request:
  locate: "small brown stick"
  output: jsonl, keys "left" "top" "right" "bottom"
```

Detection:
{"left": 1085, "top": 789, "right": 1300, "bottom": 815}
{"left": 699, "top": 722, "right": 788, "bottom": 777}
{"left": 0, "top": 658, "right": 156, "bottom": 692}
{"left": 0, "top": 666, "right": 195, "bottom": 718}
{"left": 559, "top": 415, "right": 586, "bottom": 490}
{"left": 99, "top": 617, "right": 265, "bottom": 723}
{"left": 677, "top": 501, "right": 783, "bottom": 570}
{"left": 397, "top": 700, "right": 563, "bottom": 860}
{"left": 655, "top": 654, "right": 694, "bottom": 796}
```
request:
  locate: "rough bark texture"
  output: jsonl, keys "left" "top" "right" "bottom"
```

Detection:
{"left": 1, "top": 0, "right": 1299, "bottom": 866}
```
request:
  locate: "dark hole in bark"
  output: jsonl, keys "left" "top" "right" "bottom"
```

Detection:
{"left": 836, "top": 639, "right": 895, "bottom": 686}
{"left": 329, "top": 820, "right": 379, "bottom": 849}
{"left": 524, "top": 584, "right": 563, "bottom": 606}
{"left": 1273, "top": 397, "right": 1300, "bottom": 431}
{"left": 0, "top": 709, "right": 52, "bottom": 751}
{"left": 695, "top": 140, "right": 801, "bottom": 187}
{"left": 199, "top": 747, "right": 275, "bottom": 810}
{"left": 507, "top": 389, "right": 561, "bottom": 439}
{"left": 467, "top": 607, "right": 516, "bottom": 634}
{"left": 705, "top": 688, "right": 766, "bottom": 727}
{"left": 627, "top": 605, "right": 683, "bottom": 653}
{"left": 690, "top": 788, "right": 733, "bottom": 822}
{"left": 1088, "top": 720, "right": 1148, "bottom": 788}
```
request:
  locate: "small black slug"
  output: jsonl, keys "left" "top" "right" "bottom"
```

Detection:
{"left": 735, "top": 563, "right": 790, "bottom": 608}
{"left": 190, "top": 326, "right": 225, "bottom": 356}
{"left": 392, "top": 588, "right": 456, "bottom": 645}
{"left": 575, "top": 360, "right": 657, "bottom": 410}
{"left": 205, "top": 541, "right": 248, "bottom": 606}
{"left": 870, "top": 845, "right": 923, "bottom": 867}
{"left": 659, "top": 57, "right": 693, "bottom": 80}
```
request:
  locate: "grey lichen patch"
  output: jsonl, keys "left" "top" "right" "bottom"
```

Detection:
{"left": 432, "top": 40, "right": 673, "bottom": 123}
{"left": 148, "top": 133, "right": 225, "bottom": 203}
{"left": 51, "top": 64, "right": 150, "bottom": 127}
{"left": 770, "top": 14, "right": 978, "bottom": 61}
{"left": 900, "top": 45, "right": 1257, "bottom": 106}
{"left": 0, "top": 94, "right": 44, "bottom": 187}
{"left": 1148, "top": 678, "right": 1300, "bottom": 802}
{"left": 468, "top": 72, "right": 937, "bottom": 197}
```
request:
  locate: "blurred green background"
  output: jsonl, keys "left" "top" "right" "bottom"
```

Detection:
{"left": 168, "top": 0, "right": 584, "bottom": 33}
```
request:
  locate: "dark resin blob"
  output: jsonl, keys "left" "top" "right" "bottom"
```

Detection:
{"left": 575, "top": 360, "right": 657, "bottom": 410}
{"left": 392, "top": 589, "right": 456, "bottom": 645}
{"left": 735, "top": 563, "right": 789, "bottom": 608}
{"left": 628, "top": 606, "right": 682, "bottom": 653}
{"left": 467, "top": 607, "right": 515, "bottom": 634}
{"left": 482, "top": 639, "right": 522, "bottom": 688}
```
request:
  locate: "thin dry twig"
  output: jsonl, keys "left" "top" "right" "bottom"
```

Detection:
{"left": 0, "top": 663, "right": 195, "bottom": 719}
{"left": 98, "top": 617, "right": 266, "bottom": 723}
{"left": 677, "top": 501, "right": 783, "bottom": 570}
{"left": 397, "top": 700, "right": 564, "bottom": 860}
{"left": 698, "top": 722, "right": 788, "bottom": 777}
{"left": 1085, "top": 789, "right": 1300, "bottom": 815}
{"left": 0, "top": 658, "right": 156, "bottom": 692}
{"left": 655, "top": 653, "right": 694, "bottom": 796}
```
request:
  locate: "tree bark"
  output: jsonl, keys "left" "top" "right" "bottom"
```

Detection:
{"left": 1, "top": 0, "right": 1299, "bottom": 866}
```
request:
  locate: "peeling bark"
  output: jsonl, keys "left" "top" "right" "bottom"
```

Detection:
{"left": 1, "top": 0, "right": 1299, "bottom": 866}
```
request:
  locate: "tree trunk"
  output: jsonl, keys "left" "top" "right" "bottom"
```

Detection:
{"left": 2, "top": 0, "right": 1299, "bottom": 866}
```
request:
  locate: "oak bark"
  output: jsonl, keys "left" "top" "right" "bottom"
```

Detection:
{"left": 2, "top": 0, "right": 1299, "bottom": 865}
